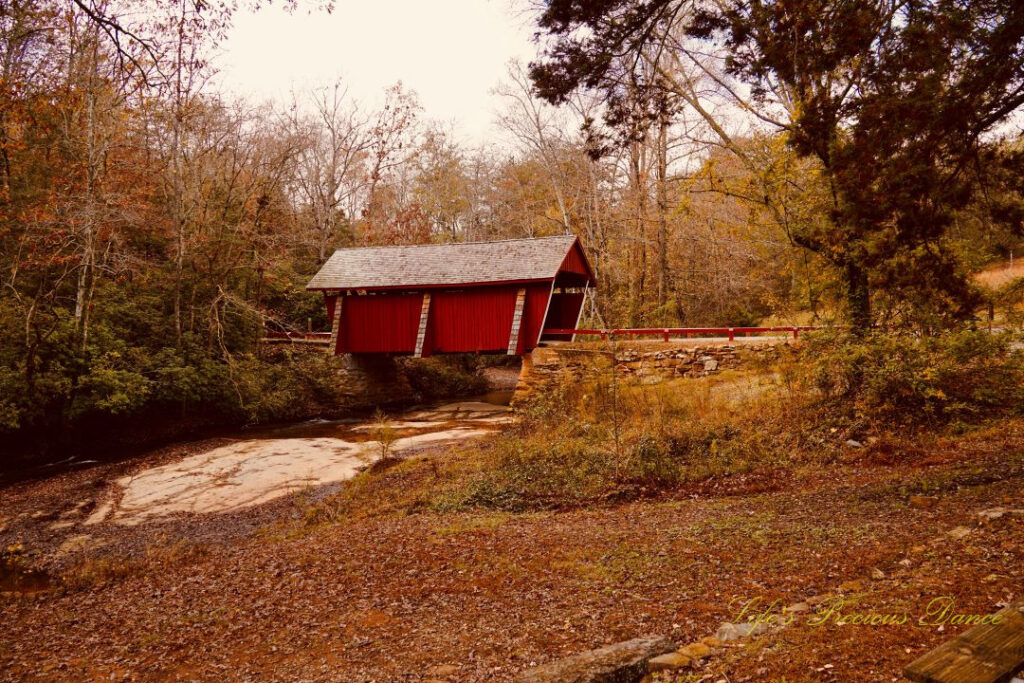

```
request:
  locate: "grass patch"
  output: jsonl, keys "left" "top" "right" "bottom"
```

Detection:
{"left": 433, "top": 512, "right": 512, "bottom": 537}
{"left": 304, "top": 369, "right": 804, "bottom": 521}
{"left": 441, "top": 368, "right": 805, "bottom": 512}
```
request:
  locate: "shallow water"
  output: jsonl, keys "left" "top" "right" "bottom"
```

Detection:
{"left": 475, "top": 389, "right": 514, "bottom": 406}
{"left": 240, "top": 390, "right": 513, "bottom": 442}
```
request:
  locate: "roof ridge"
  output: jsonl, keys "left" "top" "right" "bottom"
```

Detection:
{"left": 328, "top": 234, "right": 576, "bottom": 253}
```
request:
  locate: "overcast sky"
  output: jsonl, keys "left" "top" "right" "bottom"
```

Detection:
{"left": 215, "top": 0, "right": 539, "bottom": 145}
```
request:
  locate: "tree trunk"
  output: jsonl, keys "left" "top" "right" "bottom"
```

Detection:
{"left": 843, "top": 258, "right": 872, "bottom": 333}
{"left": 0, "top": 111, "right": 11, "bottom": 198}
{"left": 655, "top": 113, "right": 670, "bottom": 309}
{"left": 628, "top": 142, "right": 647, "bottom": 326}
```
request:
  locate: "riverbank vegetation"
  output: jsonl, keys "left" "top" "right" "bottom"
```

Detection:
{"left": 307, "top": 331, "right": 1023, "bottom": 520}
{"left": 4, "top": 404, "right": 1023, "bottom": 680}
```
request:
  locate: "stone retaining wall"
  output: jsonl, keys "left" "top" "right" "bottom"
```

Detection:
{"left": 334, "top": 353, "right": 417, "bottom": 407}
{"left": 513, "top": 341, "right": 784, "bottom": 406}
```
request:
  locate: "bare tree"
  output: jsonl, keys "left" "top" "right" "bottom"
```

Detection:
{"left": 288, "top": 80, "right": 371, "bottom": 260}
{"left": 495, "top": 61, "right": 578, "bottom": 233}
{"left": 362, "top": 82, "right": 421, "bottom": 238}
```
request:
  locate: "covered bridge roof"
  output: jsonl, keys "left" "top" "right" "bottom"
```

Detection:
{"left": 306, "top": 235, "right": 594, "bottom": 291}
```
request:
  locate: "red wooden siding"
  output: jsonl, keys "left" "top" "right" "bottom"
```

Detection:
{"left": 560, "top": 243, "right": 594, "bottom": 278}
{"left": 540, "top": 292, "right": 585, "bottom": 341}
{"left": 427, "top": 287, "right": 518, "bottom": 354}
{"left": 324, "top": 285, "right": 556, "bottom": 355}
{"left": 325, "top": 294, "right": 337, "bottom": 323}
{"left": 338, "top": 293, "right": 422, "bottom": 354}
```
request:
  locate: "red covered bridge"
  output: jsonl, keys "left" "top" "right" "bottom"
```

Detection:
{"left": 306, "top": 236, "right": 596, "bottom": 356}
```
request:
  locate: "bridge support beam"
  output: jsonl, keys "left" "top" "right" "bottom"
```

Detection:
{"left": 328, "top": 294, "right": 344, "bottom": 355}
{"left": 414, "top": 293, "right": 431, "bottom": 358}
{"left": 571, "top": 282, "right": 590, "bottom": 343}
{"left": 507, "top": 288, "right": 527, "bottom": 355}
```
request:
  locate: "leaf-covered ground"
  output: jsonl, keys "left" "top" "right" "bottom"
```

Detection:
{"left": 1, "top": 421, "right": 1022, "bottom": 682}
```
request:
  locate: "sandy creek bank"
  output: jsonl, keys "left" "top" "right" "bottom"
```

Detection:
{"left": 0, "top": 396, "right": 512, "bottom": 585}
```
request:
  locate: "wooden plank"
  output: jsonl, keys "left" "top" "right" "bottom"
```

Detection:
{"left": 327, "top": 295, "right": 344, "bottom": 355}
{"left": 571, "top": 282, "right": 589, "bottom": 343}
{"left": 904, "top": 601, "right": 1024, "bottom": 683}
{"left": 507, "top": 288, "right": 526, "bottom": 355}
{"left": 413, "top": 293, "right": 431, "bottom": 358}
{"left": 535, "top": 279, "right": 557, "bottom": 346}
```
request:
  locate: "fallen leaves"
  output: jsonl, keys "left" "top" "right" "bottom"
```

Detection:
{"left": 0, "top": 421, "right": 1022, "bottom": 680}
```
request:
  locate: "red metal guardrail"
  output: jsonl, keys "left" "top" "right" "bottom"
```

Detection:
{"left": 545, "top": 326, "right": 820, "bottom": 341}
{"left": 263, "top": 331, "right": 332, "bottom": 339}
{"left": 262, "top": 331, "right": 332, "bottom": 343}
{"left": 262, "top": 327, "right": 821, "bottom": 346}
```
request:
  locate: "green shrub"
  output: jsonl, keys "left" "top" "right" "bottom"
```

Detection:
{"left": 804, "top": 330, "right": 1024, "bottom": 426}
{"left": 224, "top": 351, "right": 354, "bottom": 424}
{"left": 400, "top": 355, "right": 489, "bottom": 399}
{"left": 622, "top": 434, "right": 682, "bottom": 487}
{"left": 457, "top": 433, "right": 620, "bottom": 510}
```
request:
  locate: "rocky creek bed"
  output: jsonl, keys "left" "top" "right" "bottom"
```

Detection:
{"left": 0, "top": 398, "right": 512, "bottom": 575}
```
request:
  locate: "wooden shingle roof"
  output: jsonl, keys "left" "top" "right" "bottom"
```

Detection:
{"left": 307, "top": 235, "right": 593, "bottom": 290}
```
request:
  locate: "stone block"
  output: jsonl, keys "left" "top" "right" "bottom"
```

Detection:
{"left": 514, "top": 635, "right": 676, "bottom": 683}
{"left": 648, "top": 652, "right": 691, "bottom": 671}
{"left": 678, "top": 642, "right": 712, "bottom": 659}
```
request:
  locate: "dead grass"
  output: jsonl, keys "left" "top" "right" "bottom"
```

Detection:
{"left": 434, "top": 366, "right": 812, "bottom": 511}
{"left": 60, "top": 537, "right": 210, "bottom": 591}
{"left": 303, "top": 331, "right": 1023, "bottom": 523}
{"left": 297, "top": 365, "right": 814, "bottom": 521}
{"left": 974, "top": 258, "right": 1024, "bottom": 288}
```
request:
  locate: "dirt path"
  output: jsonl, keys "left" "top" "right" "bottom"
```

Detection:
{"left": 975, "top": 258, "right": 1024, "bottom": 288}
